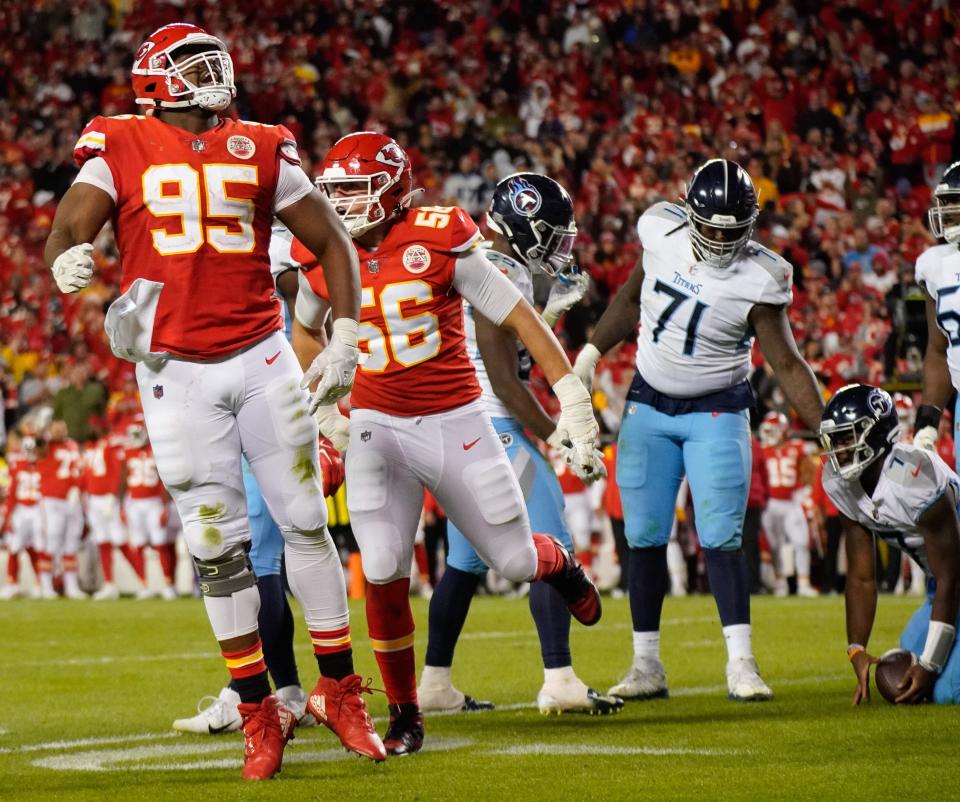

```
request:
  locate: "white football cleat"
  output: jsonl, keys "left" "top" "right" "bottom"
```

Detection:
{"left": 418, "top": 666, "right": 494, "bottom": 713}
{"left": 275, "top": 684, "right": 316, "bottom": 727}
{"left": 93, "top": 583, "right": 119, "bottom": 601}
{"left": 0, "top": 585, "right": 22, "bottom": 600}
{"left": 726, "top": 657, "right": 773, "bottom": 701}
{"left": 135, "top": 586, "right": 156, "bottom": 600}
{"left": 773, "top": 578, "right": 789, "bottom": 597}
{"left": 537, "top": 670, "right": 624, "bottom": 715}
{"left": 608, "top": 656, "right": 669, "bottom": 700}
{"left": 64, "top": 588, "right": 88, "bottom": 600}
{"left": 796, "top": 583, "right": 819, "bottom": 598}
{"left": 172, "top": 686, "right": 242, "bottom": 734}
{"left": 160, "top": 585, "right": 178, "bottom": 601}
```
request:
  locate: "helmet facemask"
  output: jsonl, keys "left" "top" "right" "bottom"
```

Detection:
{"left": 819, "top": 415, "right": 898, "bottom": 481}
{"left": 135, "top": 37, "right": 235, "bottom": 112}
{"left": 687, "top": 210, "right": 756, "bottom": 268}
{"left": 316, "top": 170, "right": 400, "bottom": 237}
{"left": 489, "top": 213, "right": 577, "bottom": 276}
{"left": 928, "top": 191, "right": 960, "bottom": 244}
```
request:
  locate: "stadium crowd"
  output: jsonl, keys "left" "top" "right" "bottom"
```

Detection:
{"left": 1, "top": 0, "right": 958, "bottom": 598}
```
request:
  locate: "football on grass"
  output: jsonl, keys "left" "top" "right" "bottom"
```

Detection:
{"left": 875, "top": 649, "right": 914, "bottom": 703}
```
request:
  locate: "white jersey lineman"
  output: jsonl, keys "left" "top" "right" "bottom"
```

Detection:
{"left": 634, "top": 202, "right": 792, "bottom": 396}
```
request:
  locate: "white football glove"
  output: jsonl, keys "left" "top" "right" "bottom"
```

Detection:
{"left": 314, "top": 403, "right": 350, "bottom": 454}
{"left": 913, "top": 426, "right": 939, "bottom": 451}
{"left": 542, "top": 271, "right": 590, "bottom": 328}
{"left": 51, "top": 243, "right": 94, "bottom": 293}
{"left": 301, "top": 318, "right": 360, "bottom": 412}
{"left": 549, "top": 373, "right": 603, "bottom": 481}
{"left": 572, "top": 343, "right": 602, "bottom": 394}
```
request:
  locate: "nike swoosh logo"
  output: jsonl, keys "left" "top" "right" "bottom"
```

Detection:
{"left": 911, "top": 464, "right": 922, "bottom": 477}
{"left": 208, "top": 722, "right": 236, "bottom": 734}
{"left": 265, "top": 351, "right": 281, "bottom": 365}
{"left": 462, "top": 437, "right": 481, "bottom": 451}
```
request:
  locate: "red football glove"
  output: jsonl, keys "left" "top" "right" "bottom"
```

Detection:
{"left": 318, "top": 436, "right": 345, "bottom": 497}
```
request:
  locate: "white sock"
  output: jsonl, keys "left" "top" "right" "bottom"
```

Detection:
{"left": 64, "top": 571, "right": 80, "bottom": 594}
{"left": 543, "top": 665, "right": 576, "bottom": 684}
{"left": 420, "top": 665, "right": 452, "bottom": 688}
{"left": 723, "top": 623, "right": 752, "bottom": 662}
{"left": 633, "top": 630, "right": 660, "bottom": 659}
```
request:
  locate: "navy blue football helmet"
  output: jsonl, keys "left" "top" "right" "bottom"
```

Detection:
{"left": 819, "top": 384, "right": 900, "bottom": 480}
{"left": 928, "top": 160, "right": 960, "bottom": 244}
{"left": 487, "top": 173, "right": 577, "bottom": 275}
{"left": 684, "top": 159, "right": 759, "bottom": 267}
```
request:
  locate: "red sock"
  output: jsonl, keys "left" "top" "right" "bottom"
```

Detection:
{"left": 26, "top": 546, "right": 40, "bottom": 576}
{"left": 366, "top": 578, "right": 417, "bottom": 705}
{"left": 98, "top": 543, "right": 114, "bottom": 583}
{"left": 36, "top": 552, "right": 53, "bottom": 574}
{"left": 310, "top": 625, "right": 354, "bottom": 680}
{"left": 222, "top": 639, "right": 271, "bottom": 704}
{"left": 120, "top": 544, "right": 146, "bottom": 581}
{"left": 63, "top": 554, "right": 78, "bottom": 573}
{"left": 157, "top": 544, "right": 176, "bottom": 583}
{"left": 7, "top": 552, "right": 19, "bottom": 584}
{"left": 532, "top": 533, "right": 565, "bottom": 580}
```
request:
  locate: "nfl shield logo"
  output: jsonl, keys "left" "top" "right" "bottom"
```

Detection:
{"left": 361, "top": 430, "right": 371, "bottom": 442}
{"left": 367, "top": 259, "right": 380, "bottom": 274}
{"left": 153, "top": 385, "right": 164, "bottom": 399}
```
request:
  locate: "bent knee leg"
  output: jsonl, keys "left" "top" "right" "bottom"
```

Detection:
{"left": 175, "top": 484, "right": 249, "bottom": 562}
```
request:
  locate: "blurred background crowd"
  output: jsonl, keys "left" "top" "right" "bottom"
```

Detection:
{"left": 0, "top": 0, "right": 958, "bottom": 599}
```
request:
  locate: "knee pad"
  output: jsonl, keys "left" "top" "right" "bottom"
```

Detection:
{"left": 346, "top": 450, "right": 389, "bottom": 515}
{"left": 193, "top": 542, "right": 257, "bottom": 597}
{"left": 462, "top": 457, "right": 524, "bottom": 526}
{"left": 354, "top": 523, "right": 408, "bottom": 584}
{"left": 148, "top": 414, "right": 195, "bottom": 488}
{"left": 265, "top": 376, "right": 317, "bottom": 448}
{"left": 495, "top": 541, "right": 537, "bottom": 583}
{"left": 179, "top": 486, "right": 248, "bottom": 561}
{"left": 284, "top": 483, "right": 327, "bottom": 533}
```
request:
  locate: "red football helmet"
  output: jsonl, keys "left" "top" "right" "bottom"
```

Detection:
{"left": 316, "top": 132, "right": 416, "bottom": 237}
{"left": 132, "top": 23, "right": 235, "bottom": 112}
{"left": 759, "top": 411, "right": 789, "bottom": 447}
{"left": 893, "top": 393, "right": 915, "bottom": 427}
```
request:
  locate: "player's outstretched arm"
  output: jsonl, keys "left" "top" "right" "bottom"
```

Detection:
{"left": 474, "top": 311, "right": 556, "bottom": 442}
{"left": 751, "top": 303, "right": 824, "bottom": 431}
{"left": 574, "top": 256, "right": 644, "bottom": 390}
{"left": 44, "top": 183, "right": 114, "bottom": 293}
{"left": 842, "top": 514, "right": 879, "bottom": 705}
{"left": 899, "top": 491, "right": 960, "bottom": 702}
{"left": 915, "top": 294, "right": 952, "bottom": 449}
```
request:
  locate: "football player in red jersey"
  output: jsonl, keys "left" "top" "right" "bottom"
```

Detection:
{"left": 44, "top": 24, "right": 375, "bottom": 779}
{"left": 1, "top": 436, "right": 51, "bottom": 599}
{"left": 37, "top": 421, "right": 85, "bottom": 599}
{"left": 758, "top": 412, "right": 818, "bottom": 597}
{"left": 291, "top": 132, "right": 604, "bottom": 756}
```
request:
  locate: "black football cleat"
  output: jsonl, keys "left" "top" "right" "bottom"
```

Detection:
{"left": 383, "top": 703, "right": 424, "bottom": 757}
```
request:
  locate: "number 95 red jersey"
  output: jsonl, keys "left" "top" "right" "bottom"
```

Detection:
{"left": 294, "top": 206, "right": 483, "bottom": 417}
{"left": 73, "top": 114, "right": 302, "bottom": 358}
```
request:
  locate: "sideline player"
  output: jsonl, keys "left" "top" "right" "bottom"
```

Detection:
{"left": 818, "top": 384, "right": 960, "bottom": 704}
{"left": 293, "top": 133, "right": 604, "bottom": 755}
{"left": 915, "top": 160, "right": 960, "bottom": 458}
{"left": 417, "top": 173, "right": 622, "bottom": 715}
{"left": 38, "top": 420, "right": 85, "bottom": 599}
{"left": 575, "top": 159, "right": 824, "bottom": 701}
{"left": 45, "top": 23, "right": 377, "bottom": 779}
{"left": 1, "top": 436, "right": 50, "bottom": 598}
{"left": 758, "top": 412, "right": 818, "bottom": 597}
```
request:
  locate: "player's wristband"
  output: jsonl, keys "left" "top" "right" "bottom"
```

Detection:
{"left": 847, "top": 643, "right": 865, "bottom": 661}
{"left": 919, "top": 621, "right": 955, "bottom": 673}
{"left": 915, "top": 404, "right": 943, "bottom": 435}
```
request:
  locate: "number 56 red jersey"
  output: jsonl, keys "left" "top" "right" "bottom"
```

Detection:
{"left": 293, "top": 206, "right": 483, "bottom": 417}
{"left": 73, "top": 114, "right": 304, "bottom": 358}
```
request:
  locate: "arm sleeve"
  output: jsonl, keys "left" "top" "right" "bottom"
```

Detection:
{"left": 273, "top": 159, "right": 314, "bottom": 213}
{"left": 452, "top": 248, "right": 523, "bottom": 326}
{"left": 295, "top": 269, "right": 330, "bottom": 329}
{"left": 73, "top": 157, "right": 117, "bottom": 203}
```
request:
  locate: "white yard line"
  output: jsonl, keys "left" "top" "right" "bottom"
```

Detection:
{"left": 492, "top": 744, "right": 745, "bottom": 757}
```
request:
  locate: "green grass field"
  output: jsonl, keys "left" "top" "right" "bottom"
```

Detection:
{"left": 2, "top": 593, "right": 958, "bottom": 801}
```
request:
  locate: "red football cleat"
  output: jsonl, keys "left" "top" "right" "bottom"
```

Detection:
{"left": 541, "top": 536, "right": 602, "bottom": 626}
{"left": 307, "top": 674, "right": 386, "bottom": 761}
{"left": 383, "top": 703, "right": 424, "bottom": 757}
{"left": 237, "top": 695, "right": 297, "bottom": 781}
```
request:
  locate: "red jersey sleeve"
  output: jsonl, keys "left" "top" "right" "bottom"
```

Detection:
{"left": 73, "top": 115, "right": 111, "bottom": 167}
{"left": 445, "top": 207, "right": 482, "bottom": 253}
{"left": 291, "top": 238, "right": 331, "bottom": 301}
{"left": 275, "top": 124, "right": 302, "bottom": 166}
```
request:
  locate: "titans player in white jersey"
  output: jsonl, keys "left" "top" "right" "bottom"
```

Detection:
{"left": 575, "top": 159, "right": 824, "bottom": 701}
{"left": 417, "top": 174, "right": 622, "bottom": 716}
{"left": 914, "top": 161, "right": 960, "bottom": 459}
{"left": 819, "top": 384, "right": 960, "bottom": 704}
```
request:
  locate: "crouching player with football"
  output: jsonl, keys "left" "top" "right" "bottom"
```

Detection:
{"left": 819, "top": 384, "right": 960, "bottom": 704}
{"left": 293, "top": 132, "right": 604, "bottom": 756}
